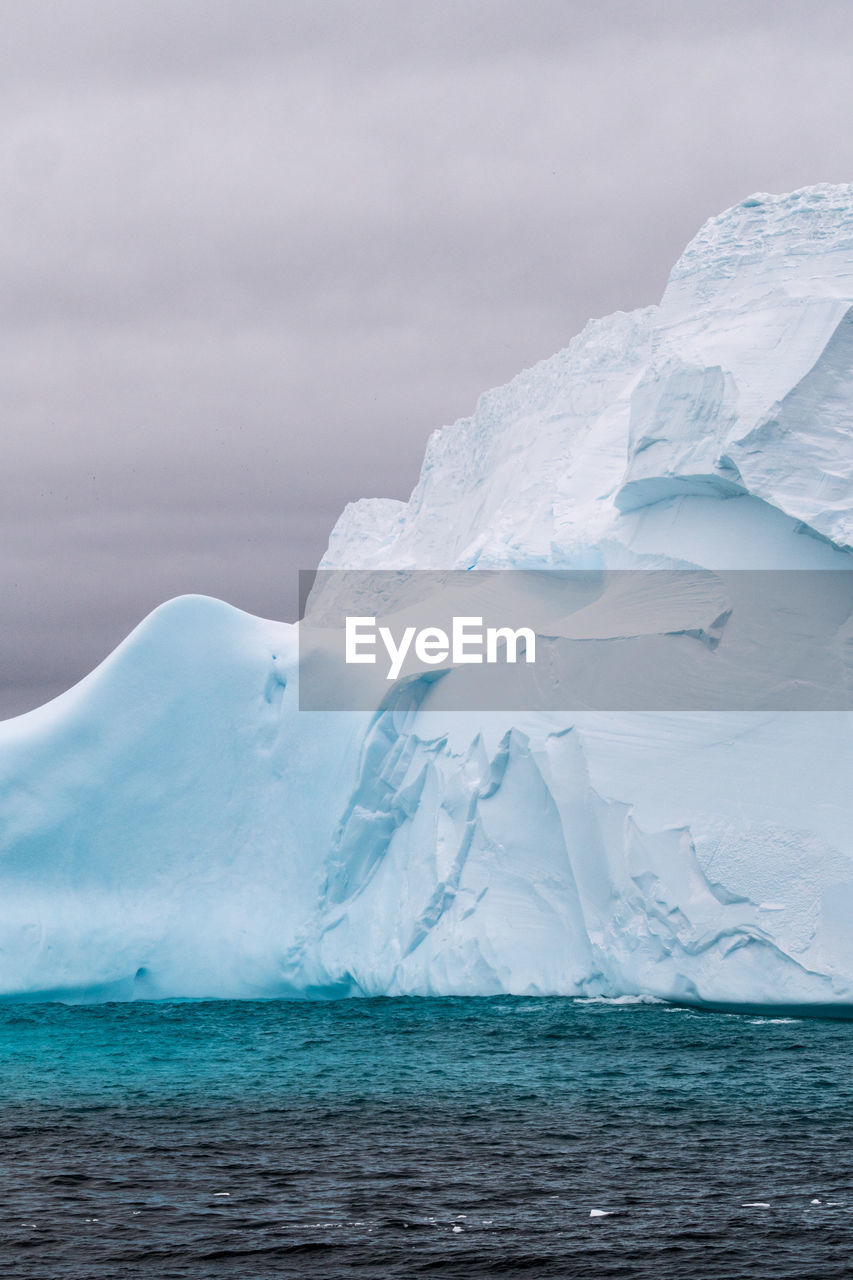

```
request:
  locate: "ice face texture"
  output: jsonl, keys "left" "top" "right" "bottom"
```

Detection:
{"left": 2, "top": 184, "right": 853, "bottom": 1005}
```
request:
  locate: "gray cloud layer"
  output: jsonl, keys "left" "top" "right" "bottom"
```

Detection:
{"left": 2, "top": 0, "right": 853, "bottom": 715}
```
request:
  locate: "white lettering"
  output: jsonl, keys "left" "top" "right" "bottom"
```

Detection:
{"left": 344, "top": 617, "right": 537, "bottom": 678}
{"left": 415, "top": 627, "right": 450, "bottom": 664}
{"left": 379, "top": 625, "right": 417, "bottom": 680}
{"left": 453, "top": 616, "right": 484, "bottom": 663}
{"left": 345, "top": 617, "right": 377, "bottom": 663}
{"left": 486, "top": 626, "right": 536, "bottom": 663}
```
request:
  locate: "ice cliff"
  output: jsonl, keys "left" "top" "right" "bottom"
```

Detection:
{"left": 2, "top": 184, "right": 853, "bottom": 1007}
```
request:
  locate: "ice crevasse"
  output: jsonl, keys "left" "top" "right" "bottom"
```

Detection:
{"left": 2, "top": 183, "right": 853, "bottom": 1007}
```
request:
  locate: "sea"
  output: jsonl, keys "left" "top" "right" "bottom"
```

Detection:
{"left": 1, "top": 996, "right": 852, "bottom": 1279}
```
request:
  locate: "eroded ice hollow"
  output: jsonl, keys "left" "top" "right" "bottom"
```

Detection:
{"left": 2, "top": 184, "right": 853, "bottom": 1008}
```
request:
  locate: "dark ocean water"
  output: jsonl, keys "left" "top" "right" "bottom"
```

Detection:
{"left": 1, "top": 997, "right": 853, "bottom": 1279}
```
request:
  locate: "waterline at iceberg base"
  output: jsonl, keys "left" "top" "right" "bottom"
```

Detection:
{"left": 2, "top": 184, "right": 853, "bottom": 1008}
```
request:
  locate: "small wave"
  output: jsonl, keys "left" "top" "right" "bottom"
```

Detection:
{"left": 747, "top": 1017, "right": 800, "bottom": 1025}
{"left": 574, "top": 995, "right": 666, "bottom": 1006}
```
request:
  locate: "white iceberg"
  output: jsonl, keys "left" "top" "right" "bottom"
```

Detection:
{"left": 1, "top": 184, "right": 853, "bottom": 1005}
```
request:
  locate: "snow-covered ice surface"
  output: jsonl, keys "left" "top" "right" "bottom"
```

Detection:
{"left": 2, "top": 184, "right": 853, "bottom": 1005}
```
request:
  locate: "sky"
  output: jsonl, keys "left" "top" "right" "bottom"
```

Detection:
{"left": 2, "top": 0, "right": 853, "bottom": 717}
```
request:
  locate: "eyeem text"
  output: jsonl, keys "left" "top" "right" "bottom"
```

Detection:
{"left": 345, "top": 616, "right": 537, "bottom": 680}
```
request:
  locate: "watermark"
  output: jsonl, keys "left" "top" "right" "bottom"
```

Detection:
{"left": 344, "top": 615, "right": 536, "bottom": 679}
{"left": 297, "top": 569, "right": 853, "bottom": 712}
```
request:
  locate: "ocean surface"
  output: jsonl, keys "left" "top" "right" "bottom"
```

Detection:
{"left": 1, "top": 996, "right": 853, "bottom": 1278}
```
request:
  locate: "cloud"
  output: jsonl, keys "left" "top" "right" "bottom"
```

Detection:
{"left": 2, "top": 0, "right": 853, "bottom": 713}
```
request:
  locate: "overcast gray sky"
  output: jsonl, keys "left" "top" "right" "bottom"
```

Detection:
{"left": 2, "top": 0, "right": 852, "bottom": 716}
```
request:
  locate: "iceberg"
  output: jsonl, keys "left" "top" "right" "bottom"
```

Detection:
{"left": 2, "top": 184, "right": 853, "bottom": 1006}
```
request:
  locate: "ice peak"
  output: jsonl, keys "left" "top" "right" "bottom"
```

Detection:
{"left": 664, "top": 182, "right": 853, "bottom": 311}
{"left": 323, "top": 184, "right": 853, "bottom": 570}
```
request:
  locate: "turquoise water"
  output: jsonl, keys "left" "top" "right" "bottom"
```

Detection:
{"left": 2, "top": 997, "right": 853, "bottom": 1277}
